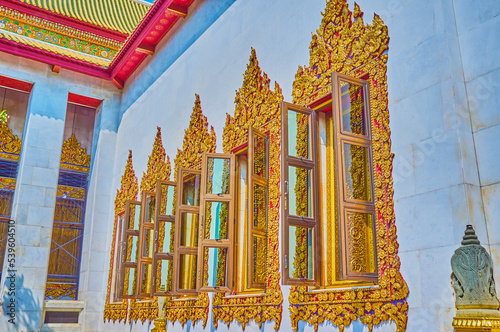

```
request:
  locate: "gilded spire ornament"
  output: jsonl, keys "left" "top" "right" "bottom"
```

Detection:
{"left": 60, "top": 133, "right": 91, "bottom": 172}
{"left": 174, "top": 94, "right": 216, "bottom": 173}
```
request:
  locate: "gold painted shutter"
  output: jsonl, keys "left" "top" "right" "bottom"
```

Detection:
{"left": 247, "top": 127, "right": 269, "bottom": 289}
{"left": 119, "top": 200, "right": 141, "bottom": 299}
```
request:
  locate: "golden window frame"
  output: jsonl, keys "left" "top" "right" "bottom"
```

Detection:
{"left": 288, "top": 1, "right": 409, "bottom": 331}
{"left": 129, "top": 127, "right": 171, "bottom": 324}
{"left": 104, "top": 150, "right": 138, "bottom": 323}
{"left": 212, "top": 48, "right": 284, "bottom": 330}
{"left": 163, "top": 94, "right": 216, "bottom": 328}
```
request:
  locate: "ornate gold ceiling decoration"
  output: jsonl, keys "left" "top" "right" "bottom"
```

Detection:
{"left": 215, "top": 48, "right": 283, "bottom": 330}
{"left": 0, "top": 122, "right": 22, "bottom": 161}
{"left": 290, "top": 1, "right": 408, "bottom": 331}
{"left": 104, "top": 150, "right": 139, "bottom": 323}
{"left": 60, "top": 133, "right": 91, "bottom": 172}
{"left": 164, "top": 94, "right": 216, "bottom": 329}
{"left": 130, "top": 127, "right": 171, "bottom": 324}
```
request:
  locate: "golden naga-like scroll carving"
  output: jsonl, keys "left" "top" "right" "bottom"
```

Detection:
{"left": 290, "top": 1, "right": 408, "bottom": 331}
{"left": 164, "top": 94, "right": 216, "bottom": 328}
{"left": 0, "top": 122, "right": 22, "bottom": 161}
{"left": 60, "top": 133, "right": 91, "bottom": 172}
{"left": 214, "top": 48, "right": 283, "bottom": 330}
{"left": 129, "top": 127, "right": 171, "bottom": 324}
{"left": 104, "top": 150, "right": 139, "bottom": 323}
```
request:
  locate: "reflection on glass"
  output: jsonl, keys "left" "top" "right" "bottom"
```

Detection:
{"left": 182, "top": 173, "right": 201, "bottom": 206}
{"left": 289, "top": 226, "right": 313, "bottom": 279}
{"left": 254, "top": 135, "right": 267, "bottom": 178}
{"left": 253, "top": 184, "right": 267, "bottom": 229}
{"left": 142, "top": 229, "right": 154, "bottom": 259}
{"left": 288, "top": 110, "right": 309, "bottom": 159}
{"left": 203, "top": 247, "right": 228, "bottom": 288}
{"left": 343, "top": 143, "right": 371, "bottom": 201}
{"left": 124, "top": 267, "right": 136, "bottom": 296}
{"left": 179, "top": 254, "right": 197, "bottom": 290}
{"left": 345, "top": 211, "right": 376, "bottom": 274}
{"left": 206, "top": 157, "right": 231, "bottom": 195}
{"left": 252, "top": 235, "right": 267, "bottom": 284}
{"left": 141, "top": 263, "right": 152, "bottom": 294}
{"left": 156, "top": 259, "right": 172, "bottom": 292}
{"left": 288, "top": 166, "right": 312, "bottom": 218}
{"left": 160, "top": 184, "right": 175, "bottom": 216}
{"left": 129, "top": 204, "right": 141, "bottom": 230}
{"left": 145, "top": 194, "right": 155, "bottom": 224}
{"left": 340, "top": 80, "right": 367, "bottom": 136}
{"left": 160, "top": 221, "right": 174, "bottom": 254}
{"left": 204, "top": 201, "right": 229, "bottom": 239}
{"left": 127, "top": 235, "right": 139, "bottom": 263}
{"left": 180, "top": 213, "right": 199, "bottom": 247}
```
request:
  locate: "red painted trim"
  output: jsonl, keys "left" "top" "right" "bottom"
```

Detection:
{"left": 68, "top": 92, "right": 102, "bottom": 108}
{"left": 0, "top": 38, "right": 111, "bottom": 79}
{"left": 137, "top": 42, "right": 155, "bottom": 55}
{"left": 0, "top": 0, "right": 127, "bottom": 41}
{"left": 0, "top": 74, "right": 33, "bottom": 92}
{"left": 109, "top": 0, "right": 175, "bottom": 77}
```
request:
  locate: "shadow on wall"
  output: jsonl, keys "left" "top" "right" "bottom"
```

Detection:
{"left": 2, "top": 274, "right": 42, "bottom": 329}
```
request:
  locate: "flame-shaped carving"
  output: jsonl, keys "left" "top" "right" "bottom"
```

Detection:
{"left": 60, "top": 133, "right": 91, "bottom": 172}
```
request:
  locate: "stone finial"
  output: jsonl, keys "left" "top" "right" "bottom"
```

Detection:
{"left": 451, "top": 225, "right": 500, "bottom": 320}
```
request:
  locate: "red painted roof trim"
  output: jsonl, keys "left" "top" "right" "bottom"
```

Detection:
{"left": 0, "top": 74, "right": 33, "bottom": 92}
{"left": 68, "top": 92, "right": 102, "bottom": 108}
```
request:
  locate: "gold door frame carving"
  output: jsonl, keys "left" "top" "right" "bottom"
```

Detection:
{"left": 163, "top": 94, "right": 216, "bottom": 328}
{"left": 214, "top": 48, "right": 283, "bottom": 330}
{"left": 60, "top": 133, "right": 91, "bottom": 172}
{"left": 289, "top": 1, "right": 409, "bottom": 331}
{"left": 129, "top": 127, "right": 171, "bottom": 323}
{"left": 104, "top": 150, "right": 138, "bottom": 323}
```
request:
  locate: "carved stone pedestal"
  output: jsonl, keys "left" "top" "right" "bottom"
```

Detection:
{"left": 451, "top": 225, "right": 500, "bottom": 331}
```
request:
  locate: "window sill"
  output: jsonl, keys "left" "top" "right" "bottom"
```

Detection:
{"left": 44, "top": 300, "right": 84, "bottom": 311}
{"left": 308, "top": 282, "right": 379, "bottom": 293}
{"left": 224, "top": 291, "right": 266, "bottom": 299}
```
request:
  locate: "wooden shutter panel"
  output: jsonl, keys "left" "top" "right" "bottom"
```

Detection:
{"left": 196, "top": 153, "right": 236, "bottom": 293}
{"left": 172, "top": 167, "right": 202, "bottom": 295}
{"left": 137, "top": 191, "right": 156, "bottom": 298}
{"left": 118, "top": 200, "right": 141, "bottom": 299}
{"left": 281, "top": 101, "right": 320, "bottom": 286}
{"left": 332, "top": 72, "right": 378, "bottom": 281}
{"left": 152, "top": 180, "right": 176, "bottom": 296}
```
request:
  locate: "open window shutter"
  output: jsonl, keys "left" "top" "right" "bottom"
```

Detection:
{"left": 281, "top": 101, "right": 320, "bottom": 286}
{"left": 136, "top": 191, "right": 156, "bottom": 298}
{"left": 196, "top": 153, "right": 236, "bottom": 293}
{"left": 247, "top": 127, "right": 269, "bottom": 289}
{"left": 112, "top": 213, "right": 125, "bottom": 302}
{"left": 119, "top": 200, "right": 141, "bottom": 299}
{"left": 172, "top": 168, "right": 202, "bottom": 295}
{"left": 152, "top": 180, "right": 176, "bottom": 296}
{"left": 332, "top": 72, "right": 378, "bottom": 281}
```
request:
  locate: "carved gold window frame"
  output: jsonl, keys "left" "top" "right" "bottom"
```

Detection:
{"left": 211, "top": 48, "right": 284, "bottom": 330}
{"left": 288, "top": 1, "right": 409, "bottom": 331}
{"left": 163, "top": 94, "right": 216, "bottom": 328}
{"left": 104, "top": 150, "right": 138, "bottom": 323}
